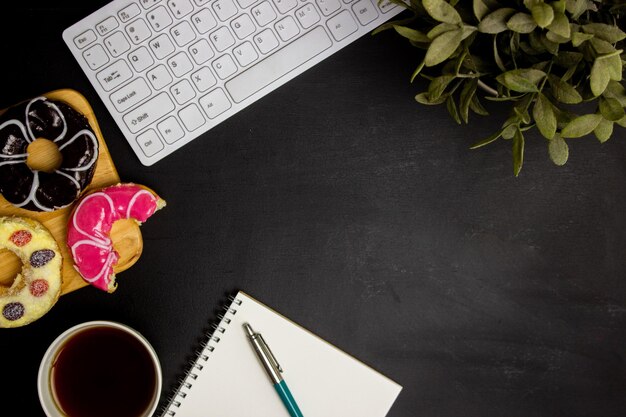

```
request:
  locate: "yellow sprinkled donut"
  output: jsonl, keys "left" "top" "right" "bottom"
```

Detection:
{"left": 0, "top": 216, "right": 62, "bottom": 328}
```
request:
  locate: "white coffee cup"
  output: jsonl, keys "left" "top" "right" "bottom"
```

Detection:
{"left": 38, "top": 321, "right": 162, "bottom": 417}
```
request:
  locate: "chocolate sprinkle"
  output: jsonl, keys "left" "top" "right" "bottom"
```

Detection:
{"left": 30, "top": 249, "right": 56, "bottom": 268}
{"left": 3, "top": 302, "right": 25, "bottom": 321}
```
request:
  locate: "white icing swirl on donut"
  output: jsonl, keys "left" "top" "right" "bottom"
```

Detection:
{"left": 0, "top": 97, "right": 98, "bottom": 211}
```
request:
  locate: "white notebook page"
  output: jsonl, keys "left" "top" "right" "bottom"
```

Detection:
{"left": 169, "top": 292, "right": 402, "bottom": 417}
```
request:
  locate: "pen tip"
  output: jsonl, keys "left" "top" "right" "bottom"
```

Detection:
{"left": 243, "top": 323, "right": 254, "bottom": 336}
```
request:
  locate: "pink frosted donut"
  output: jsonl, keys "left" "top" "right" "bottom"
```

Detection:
{"left": 66, "top": 183, "right": 165, "bottom": 292}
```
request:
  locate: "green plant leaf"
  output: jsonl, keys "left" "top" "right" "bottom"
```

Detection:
{"left": 561, "top": 114, "right": 603, "bottom": 138}
{"left": 424, "top": 29, "right": 463, "bottom": 66}
{"left": 605, "top": 54, "right": 623, "bottom": 81}
{"left": 470, "top": 129, "right": 502, "bottom": 149}
{"left": 548, "top": 134, "right": 569, "bottom": 165}
{"left": 427, "top": 22, "right": 458, "bottom": 39}
{"left": 531, "top": 3, "right": 554, "bottom": 28}
{"left": 459, "top": 79, "right": 478, "bottom": 123}
{"left": 428, "top": 74, "right": 456, "bottom": 100}
{"left": 603, "top": 81, "right": 626, "bottom": 106}
{"left": 415, "top": 92, "right": 447, "bottom": 105}
{"left": 582, "top": 23, "right": 626, "bottom": 43}
{"left": 469, "top": 94, "right": 490, "bottom": 116}
{"left": 616, "top": 115, "right": 626, "bottom": 128}
{"left": 566, "top": 0, "right": 587, "bottom": 19}
{"left": 473, "top": 0, "right": 491, "bottom": 21}
{"left": 547, "top": 11, "right": 570, "bottom": 38}
{"left": 502, "top": 123, "right": 517, "bottom": 139}
{"left": 496, "top": 68, "right": 546, "bottom": 93}
{"left": 590, "top": 38, "right": 616, "bottom": 54}
{"left": 533, "top": 93, "right": 557, "bottom": 139}
{"left": 547, "top": 75, "right": 582, "bottom": 104}
{"left": 599, "top": 97, "right": 625, "bottom": 121}
{"left": 513, "top": 127, "right": 525, "bottom": 176}
{"left": 571, "top": 31, "right": 593, "bottom": 47}
{"left": 478, "top": 8, "right": 516, "bottom": 34}
{"left": 410, "top": 60, "right": 426, "bottom": 83}
{"left": 594, "top": 118, "right": 613, "bottom": 143}
{"left": 507, "top": 13, "right": 537, "bottom": 33}
{"left": 446, "top": 96, "right": 462, "bottom": 124}
{"left": 423, "top": 0, "right": 462, "bottom": 24}
{"left": 393, "top": 25, "right": 430, "bottom": 43}
{"left": 590, "top": 58, "right": 611, "bottom": 96}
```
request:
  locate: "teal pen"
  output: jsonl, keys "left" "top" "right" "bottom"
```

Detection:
{"left": 243, "top": 323, "right": 304, "bottom": 417}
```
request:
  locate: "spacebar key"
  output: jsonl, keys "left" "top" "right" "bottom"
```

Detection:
{"left": 225, "top": 26, "right": 333, "bottom": 103}
{"left": 123, "top": 92, "right": 175, "bottom": 133}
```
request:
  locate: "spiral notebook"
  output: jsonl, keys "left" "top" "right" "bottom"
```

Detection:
{"left": 161, "top": 291, "right": 402, "bottom": 417}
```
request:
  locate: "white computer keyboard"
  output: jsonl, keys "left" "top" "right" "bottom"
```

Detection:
{"left": 63, "top": 0, "right": 402, "bottom": 165}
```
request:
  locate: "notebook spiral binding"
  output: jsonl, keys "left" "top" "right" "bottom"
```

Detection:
{"left": 159, "top": 295, "right": 243, "bottom": 417}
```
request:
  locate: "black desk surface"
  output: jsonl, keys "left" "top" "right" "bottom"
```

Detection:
{"left": 2, "top": 2, "right": 626, "bottom": 416}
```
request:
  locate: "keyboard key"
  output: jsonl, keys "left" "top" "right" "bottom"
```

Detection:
{"left": 167, "top": 0, "right": 194, "bottom": 18}
{"left": 352, "top": 0, "right": 378, "bottom": 25}
{"left": 189, "top": 39, "right": 214, "bottom": 64}
{"left": 295, "top": 4, "right": 320, "bottom": 29}
{"left": 123, "top": 92, "right": 175, "bottom": 133}
{"left": 236, "top": 0, "right": 256, "bottom": 8}
{"left": 74, "top": 30, "right": 96, "bottom": 49}
{"left": 83, "top": 44, "right": 109, "bottom": 70}
{"left": 199, "top": 88, "right": 232, "bottom": 119}
{"left": 191, "top": 67, "right": 217, "bottom": 92}
{"left": 231, "top": 14, "right": 256, "bottom": 39}
{"left": 171, "top": 21, "right": 196, "bottom": 46}
{"left": 212, "top": 55, "right": 238, "bottom": 79}
{"left": 377, "top": 0, "right": 399, "bottom": 13}
{"left": 110, "top": 78, "right": 152, "bottom": 112}
{"left": 96, "top": 16, "right": 119, "bottom": 36}
{"left": 97, "top": 60, "right": 133, "bottom": 91}
{"left": 316, "top": 0, "right": 341, "bottom": 16}
{"left": 119, "top": 3, "right": 141, "bottom": 22}
{"left": 326, "top": 10, "right": 357, "bottom": 41}
{"left": 251, "top": 2, "right": 277, "bottom": 26}
{"left": 191, "top": 8, "right": 218, "bottom": 34}
{"left": 275, "top": 16, "right": 299, "bottom": 41}
{"left": 126, "top": 19, "right": 152, "bottom": 44}
{"left": 194, "top": 0, "right": 211, "bottom": 5}
{"left": 150, "top": 33, "right": 176, "bottom": 59}
{"left": 171, "top": 79, "right": 196, "bottom": 104}
{"left": 157, "top": 116, "right": 185, "bottom": 143}
{"left": 104, "top": 31, "right": 131, "bottom": 56}
{"left": 147, "top": 6, "right": 173, "bottom": 31}
{"left": 168, "top": 51, "right": 194, "bottom": 77}
{"left": 253, "top": 29, "right": 279, "bottom": 54}
{"left": 128, "top": 46, "right": 155, "bottom": 72}
{"left": 226, "top": 26, "right": 332, "bottom": 102}
{"left": 140, "top": 0, "right": 162, "bottom": 9}
{"left": 273, "top": 0, "right": 297, "bottom": 14}
{"left": 147, "top": 64, "right": 174, "bottom": 89}
{"left": 213, "top": 0, "right": 238, "bottom": 21}
{"left": 136, "top": 129, "right": 164, "bottom": 157}
{"left": 233, "top": 41, "right": 258, "bottom": 67}
{"left": 179, "top": 104, "right": 206, "bottom": 131}
{"left": 210, "top": 27, "right": 235, "bottom": 52}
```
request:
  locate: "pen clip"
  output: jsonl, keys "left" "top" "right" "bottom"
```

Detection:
{"left": 257, "top": 334, "right": 283, "bottom": 374}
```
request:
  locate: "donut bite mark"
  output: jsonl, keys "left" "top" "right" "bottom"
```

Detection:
{"left": 0, "top": 216, "right": 62, "bottom": 328}
{"left": 0, "top": 96, "right": 99, "bottom": 212}
{"left": 67, "top": 183, "right": 166, "bottom": 293}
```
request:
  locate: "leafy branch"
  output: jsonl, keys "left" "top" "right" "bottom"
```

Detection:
{"left": 376, "top": 0, "right": 626, "bottom": 175}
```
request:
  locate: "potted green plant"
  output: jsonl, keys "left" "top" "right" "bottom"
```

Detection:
{"left": 377, "top": 0, "right": 626, "bottom": 175}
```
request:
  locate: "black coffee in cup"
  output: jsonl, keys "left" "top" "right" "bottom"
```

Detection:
{"left": 49, "top": 325, "right": 159, "bottom": 417}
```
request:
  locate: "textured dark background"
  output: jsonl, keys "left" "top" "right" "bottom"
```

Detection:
{"left": 1, "top": 2, "right": 626, "bottom": 416}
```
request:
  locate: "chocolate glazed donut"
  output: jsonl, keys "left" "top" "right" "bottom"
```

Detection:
{"left": 0, "top": 97, "right": 99, "bottom": 211}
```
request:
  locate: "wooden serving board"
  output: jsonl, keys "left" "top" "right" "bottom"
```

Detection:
{"left": 0, "top": 89, "right": 143, "bottom": 295}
